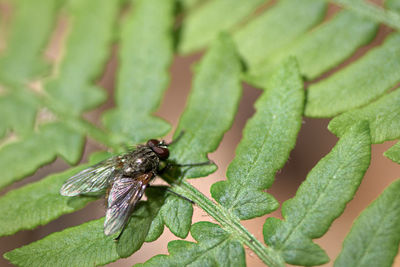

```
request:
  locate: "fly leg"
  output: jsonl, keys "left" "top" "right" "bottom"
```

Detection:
{"left": 145, "top": 184, "right": 195, "bottom": 205}
{"left": 114, "top": 229, "right": 124, "bottom": 241}
{"left": 160, "top": 160, "right": 214, "bottom": 173}
{"left": 156, "top": 161, "right": 213, "bottom": 204}
{"left": 165, "top": 187, "right": 195, "bottom": 204}
{"left": 171, "top": 160, "right": 214, "bottom": 167}
{"left": 165, "top": 131, "right": 185, "bottom": 145}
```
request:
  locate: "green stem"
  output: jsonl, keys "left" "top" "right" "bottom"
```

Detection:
{"left": 173, "top": 181, "right": 285, "bottom": 267}
{"left": 331, "top": 0, "right": 400, "bottom": 31}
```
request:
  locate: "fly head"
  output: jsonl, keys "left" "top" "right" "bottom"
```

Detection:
{"left": 147, "top": 139, "right": 169, "bottom": 160}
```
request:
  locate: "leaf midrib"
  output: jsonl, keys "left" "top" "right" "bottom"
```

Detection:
{"left": 185, "top": 236, "right": 230, "bottom": 266}
{"left": 228, "top": 91, "right": 288, "bottom": 211}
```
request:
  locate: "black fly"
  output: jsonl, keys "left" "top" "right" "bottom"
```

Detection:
{"left": 60, "top": 138, "right": 209, "bottom": 239}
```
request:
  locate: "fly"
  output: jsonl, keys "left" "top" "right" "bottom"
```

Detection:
{"left": 60, "top": 137, "right": 210, "bottom": 240}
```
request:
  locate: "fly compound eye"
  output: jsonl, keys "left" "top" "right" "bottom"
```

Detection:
{"left": 147, "top": 139, "right": 160, "bottom": 147}
{"left": 152, "top": 146, "right": 169, "bottom": 160}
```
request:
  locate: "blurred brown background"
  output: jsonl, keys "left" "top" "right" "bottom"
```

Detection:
{"left": 1, "top": 0, "right": 400, "bottom": 266}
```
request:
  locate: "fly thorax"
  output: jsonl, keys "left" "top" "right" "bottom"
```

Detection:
{"left": 122, "top": 165, "right": 135, "bottom": 176}
{"left": 123, "top": 148, "right": 159, "bottom": 176}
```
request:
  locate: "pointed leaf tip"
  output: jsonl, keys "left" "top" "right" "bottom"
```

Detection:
{"left": 384, "top": 141, "right": 400, "bottom": 164}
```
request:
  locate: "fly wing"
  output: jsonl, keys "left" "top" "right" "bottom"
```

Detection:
{"left": 60, "top": 158, "right": 118, "bottom": 197}
{"left": 104, "top": 173, "right": 153, "bottom": 236}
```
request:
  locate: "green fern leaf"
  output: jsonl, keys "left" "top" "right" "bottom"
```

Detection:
{"left": 386, "top": 0, "right": 400, "bottom": 12}
{"left": 0, "top": 0, "right": 61, "bottom": 137}
{"left": 45, "top": 0, "right": 119, "bottom": 114}
{"left": 263, "top": 122, "right": 371, "bottom": 265}
{"left": 235, "top": 0, "right": 326, "bottom": 73}
{"left": 0, "top": 92, "right": 38, "bottom": 138}
{"left": 138, "top": 222, "right": 245, "bottom": 267}
{"left": 210, "top": 57, "right": 303, "bottom": 220}
{"left": 178, "top": 0, "right": 204, "bottom": 10}
{"left": 178, "top": 0, "right": 266, "bottom": 54}
{"left": 4, "top": 187, "right": 165, "bottom": 267}
{"left": 5, "top": 218, "right": 118, "bottom": 267}
{"left": 0, "top": 122, "right": 84, "bottom": 189}
{"left": 0, "top": 0, "right": 119, "bottom": 192}
{"left": 145, "top": 209, "right": 165, "bottom": 242}
{"left": 384, "top": 141, "right": 400, "bottom": 164}
{"left": 0, "top": 0, "right": 61, "bottom": 86}
{"left": 159, "top": 195, "right": 193, "bottom": 238}
{"left": 335, "top": 179, "right": 400, "bottom": 267}
{"left": 0, "top": 152, "right": 109, "bottom": 237}
{"left": 246, "top": 10, "right": 377, "bottom": 87}
{"left": 329, "top": 87, "right": 400, "bottom": 143}
{"left": 102, "top": 0, "right": 174, "bottom": 144}
{"left": 305, "top": 33, "right": 400, "bottom": 118}
{"left": 331, "top": 0, "right": 400, "bottom": 31}
{"left": 169, "top": 33, "right": 242, "bottom": 178}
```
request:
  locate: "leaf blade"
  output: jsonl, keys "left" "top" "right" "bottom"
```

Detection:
{"left": 305, "top": 33, "right": 400, "bottom": 118}
{"left": 0, "top": 0, "right": 61, "bottom": 85}
{"left": 211, "top": 57, "right": 304, "bottom": 220}
{"left": 160, "top": 195, "right": 193, "bottom": 238}
{"left": 5, "top": 218, "right": 118, "bottom": 267}
{"left": 334, "top": 179, "right": 400, "bottom": 267}
{"left": 179, "top": 0, "right": 266, "bottom": 54}
{"left": 384, "top": 141, "right": 400, "bottom": 164}
{"left": 0, "top": 122, "right": 85, "bottom": 190}
{"left": 332, "top": 0, "right": 400, "bottom": 31}
{"left": 0, "top": 92, "right": 38, "bottom": 138}
{"left": 263, "top": 122, "right": 371, "bottom": 265}
{"left": 329, "top": 87, "right": 400, "bottom": 143}
{"left": 138, "top": 222, "right": 246, "bottom": 267}
{"left": 45, "top": 0, "right": 120, "bottom": 113}
{"left": 0, "top": 152, "right": 109, "bottom": 237}
{"left": 4, "top": 189, "right": 165, "bottom": 267}
{"left": 169, "top": 33, "right": 242, "bottom": 178}
{"left": 386, "top": 0, "right": 400, "bottom": 12}
{"left": 102, "top": 0, "right": 175, "bottom": 144}
{"left": 235, "top": 0, "right": 326, "bottom": 71}
{"left": 246, "top": 10, "right": 378, "bottom": 86}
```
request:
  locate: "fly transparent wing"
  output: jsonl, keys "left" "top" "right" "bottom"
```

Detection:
{"left": 104, "top": 173, "right": 153, "bottom": 236}
{"left": 60, "top": 158, "right": 118, "bottom": 196}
